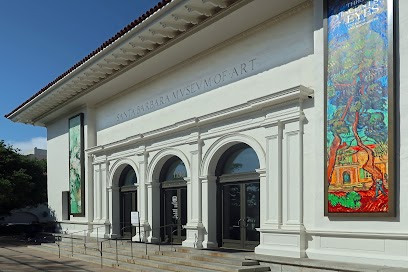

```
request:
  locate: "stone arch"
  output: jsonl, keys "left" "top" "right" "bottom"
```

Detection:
{"left": 201, "top": 133, "right": 266, "bottom": 177}
{"left": 108, "top": 158, "right": 139, "bottom": 188}
{"left": 147, "top": 147, "right": 191, "bottom": 182}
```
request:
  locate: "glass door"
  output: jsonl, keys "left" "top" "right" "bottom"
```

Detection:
{"left": 221, "top": 182, "right": 260, "bottom": 250}
{"left": 120, "top": 191, "right": 137, "bottom": 237}
{"left": 162, "top": 187, "right": 187, "bottom": 244}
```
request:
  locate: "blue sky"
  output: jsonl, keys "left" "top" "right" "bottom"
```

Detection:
{"left": 0, "top": 0, "right": 155, "bottom": 153}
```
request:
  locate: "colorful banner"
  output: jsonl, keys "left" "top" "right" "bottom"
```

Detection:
{"left": 69, "top": 113, "right": 85, "bottom": 216}
{"left": 325, "top": 0, "right": 394, "bottom": 215}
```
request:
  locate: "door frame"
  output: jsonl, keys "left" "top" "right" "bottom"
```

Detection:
{"left": 120, "top": 186, "right": 137, "bottom": 237}
{"left": 217, "top": 172, "right": 260, "bottom": 250}
{"left": 160, "top": 180, "right": 187, "bottom": 244}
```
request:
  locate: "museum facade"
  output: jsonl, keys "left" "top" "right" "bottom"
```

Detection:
{"left": 6, "top": 0, "right": 408, "bottom": 268}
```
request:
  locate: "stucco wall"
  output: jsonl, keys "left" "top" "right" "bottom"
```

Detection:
{"left": 44, "top": 0, "right": 408, "bottom": 267}
{"left": 95, "top": 6, "right": 315, "bottom": 145}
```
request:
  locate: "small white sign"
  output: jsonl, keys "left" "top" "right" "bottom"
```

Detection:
{"left": 131, "top": 211, "right": 140, "bottom": 226}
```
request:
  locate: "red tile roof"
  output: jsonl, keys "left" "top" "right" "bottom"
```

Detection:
{"left": 5, "top": 0, "right": 172, "bottom": 119}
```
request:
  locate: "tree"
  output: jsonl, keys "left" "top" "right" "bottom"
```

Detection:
{"left": 0, "top": 141, "right": 47, "bottom": 215}
{"left": 327, "top": 3, "right": 389, "bottom": 188}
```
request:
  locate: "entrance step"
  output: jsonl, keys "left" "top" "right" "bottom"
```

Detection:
{"left": 29, "top": 241, "right": 271, "bottom": 272}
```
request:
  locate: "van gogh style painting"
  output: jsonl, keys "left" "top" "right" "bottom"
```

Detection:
{"left": 69, "top": 114, "right": 84, "bottom": 216}
{"left": 326, "top": 0, "right": 394, "bottom": 215}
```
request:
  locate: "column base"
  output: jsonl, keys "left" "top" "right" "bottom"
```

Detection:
{"left": 255, "top": 226, "right": 306, "bottom": 258}
{"left": 133, "top": 223, "right": 148, "bottom": 242}
{"left": 182, "top": 222, "right": 205, "bottom": 249}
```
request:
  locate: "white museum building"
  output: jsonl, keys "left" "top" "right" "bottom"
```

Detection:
{"left": 6, "top": 0, "right": 408, "bottom": 268}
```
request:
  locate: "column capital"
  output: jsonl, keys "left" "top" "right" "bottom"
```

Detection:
{"left": 199, "top": 175, "right": 217, "bottom": 183}
{"left": 146, "top": 182, "right": 160, "bottom": 189}
{"left": 256, "top": 168, "right": 267, "bottom": 177}
{"left": 108, "top": 186, "right": 120, "bottom": 192}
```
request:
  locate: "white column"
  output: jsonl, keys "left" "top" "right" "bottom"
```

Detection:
{"left": 255, "top": 119, "right": 305, "bottom": 258}
{"left": 201, "top": 175, "right": 218, "bottom": 248}
{"left": 282, "top": 121, "right": 304, "bottom": 229}
{"left": 135, "top": 151, "right": 148, "bottom": 242}
{"left": 263, "top": 122, "right": 283, "bottom": 228}
{"left": 101, "top": 161, "right": 108, "bottom": 222}
{"left": 147, "top": 181, "right": 160, "bottom": 242}
{"left": 109, "top": 186, "right": 120, "bottom": 237}
{"left": 183, "top": 142, "right": 205, "bottom": 249}
{"left": 97, "top": 165, "right": 104, "bottom": 221}
{"left": 93, "top": 165, "right": 101, "bottom": 222}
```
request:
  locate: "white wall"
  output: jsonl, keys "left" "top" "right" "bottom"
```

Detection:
{"left": 47, "top": 117, "right": 69, "bottom": 222}
{"left": 45, "top": 0, "right": 408, "bottom": 267}
{"left": 95, "top": 7, "right": 315, "bottom": 145}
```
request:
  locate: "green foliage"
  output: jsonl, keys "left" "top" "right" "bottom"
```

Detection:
{"left": 0, "top": 140, "right": 47, "bottom": 214}
{"left": 328, "top": 191, "right": 361, "bottom": 209}
{"left": 374, "top": 142, "right": 388, "bottom": 158}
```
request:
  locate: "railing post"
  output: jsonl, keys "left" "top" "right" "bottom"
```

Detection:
{"left": 57, "top": 237, "right": 61, "bottom": 258}
{"left": 170, "top": 225, "right": 173, "bottom": 252}
{"left": 131, "top": 237, "right": 133, "bottom": 259}
{"left": 84, "top": 230, "right": 86, "bottom": 255}
{"left": 116, "top": 239, "right": 118, "bottom": 265}
{"left": 100, "top": 241, "right": 103, "bottom": 268}
{"left": 144, "top": 229, "right": 147, "bottom": 255}
{"left": 71, "top": 234, "right": 73, "bottom": 257}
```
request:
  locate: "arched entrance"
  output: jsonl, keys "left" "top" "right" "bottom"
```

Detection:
{"left": 119, "top": 165, "right": 138, "bottom": 237}
{"left": 216, "top": 143, "right": 260, "bottom": 250}
{"left": 160, "top": 157, "right": 187, "bottom": 244}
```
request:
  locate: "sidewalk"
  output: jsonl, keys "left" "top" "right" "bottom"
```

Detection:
{"left": 0, "top": 236, "right": 120, "bottom": 272}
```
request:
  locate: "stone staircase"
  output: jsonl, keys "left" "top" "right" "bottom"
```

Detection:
{"left": 29, "top": 235, "right": 270, "bottom": 272}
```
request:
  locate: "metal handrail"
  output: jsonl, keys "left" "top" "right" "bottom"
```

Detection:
{"left": 50, "top": 222, "right": 185, "bottom": 269}
{"left": 98, "top": 223, "right": 183, "bottom": 267}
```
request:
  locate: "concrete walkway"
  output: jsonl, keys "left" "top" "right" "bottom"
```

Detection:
{"left": 0, "top": 236, "right": 120, "bottom": 272}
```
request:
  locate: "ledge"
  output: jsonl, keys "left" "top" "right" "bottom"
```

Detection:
{"left": 245, "top": 254, "right": 408, "bottom": 272}
{"left": 86, "top": 85, "right": 313, "bottom": 155}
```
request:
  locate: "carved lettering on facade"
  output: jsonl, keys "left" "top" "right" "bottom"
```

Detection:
{"left": 115, "top": 59, "right": 256, "bottom": 123}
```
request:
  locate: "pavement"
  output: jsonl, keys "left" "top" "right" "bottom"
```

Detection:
{"left": 0, "top": 236, "right": 121, "bottom": 272}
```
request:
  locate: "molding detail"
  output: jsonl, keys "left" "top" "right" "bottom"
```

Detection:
{"left": 86, "top": 85, "right": 313, "bottom": 155}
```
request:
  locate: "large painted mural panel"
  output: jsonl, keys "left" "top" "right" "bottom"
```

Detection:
{"left": 69, "top": 113, "right": 85, "bottom": 216}
{"left": 325, "top": 0, "right": 394, "bottom": 215}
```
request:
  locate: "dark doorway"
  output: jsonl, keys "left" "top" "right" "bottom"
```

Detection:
{"left": 221, "top": 182, "right": 260, "bottom": 250}
{"left": 216, "top": 143, "right": 260, "bottom": 250}
{"left": 160, "top": 157, "right": 187, "bottom": 244}
{"left": 119, "top": 165, "right": 137, "bottom": 237}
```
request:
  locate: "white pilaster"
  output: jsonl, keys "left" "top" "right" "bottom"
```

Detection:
{"left": 255, "top": 118, "right": 305, "bottom": 258}
{"left": 135, "top": 150, "right": 149, "bottom": 242}
{"left": 101, "top": 161, "right": 108, "bottom": 222}
{"left": 183, "top": 142, "right": 205, "bottom": 249}
{"left": 109, "top": 186, "right": 120, "bottom": 237}
{"left": 201, "top": 175, "right": 218, "bottom": 248}
{"left": 264, "top": 122, "right": 283, "bottom": 228}
{"left": 93, "top": 165, "right": 101, "bottom": 222}
{"left": 147, "top": 181, "right": 160, "bottom": 242}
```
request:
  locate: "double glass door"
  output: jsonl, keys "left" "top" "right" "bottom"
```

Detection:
{"left": 120, "top": 190, "right": 137, "bottom": 237}
{"left": 222, "top": 182, "right": 260, "bottom": 250}
{"left": 162, "top": 187, "right": 187, "bottom": 244}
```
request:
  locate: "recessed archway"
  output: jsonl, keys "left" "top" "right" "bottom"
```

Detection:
{"left": 200, "top": 133, "right": 265, "bottom": 249}
{"left": 108, "top": 158, "right": 139, "bottom": 238}
{"left": 146, "top": 148, "right": 190, "bottom": 242}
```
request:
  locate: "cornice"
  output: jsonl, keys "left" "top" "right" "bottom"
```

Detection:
{"left": 86, "top": 85, "right": 313, "bottom": 156}
{"left": 9, "top": 0, "right": 253, "bottom": 125}
{"left": 9, "top": 0, "right": 313, "bottom": 126}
